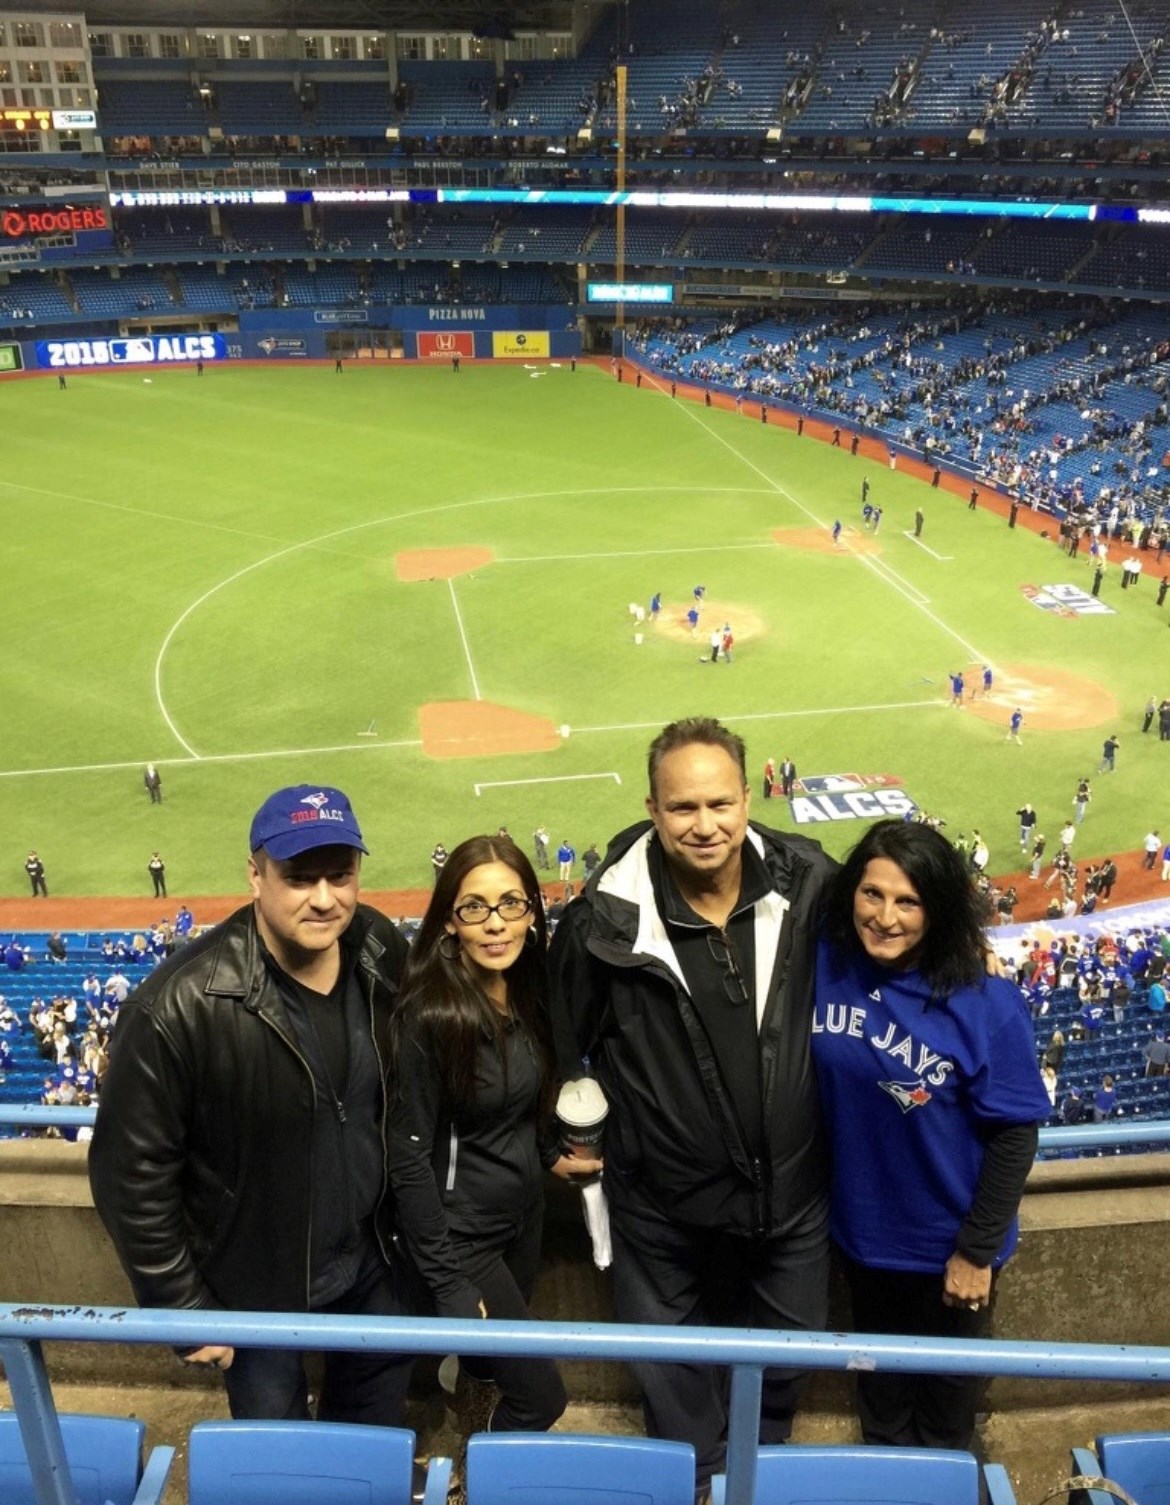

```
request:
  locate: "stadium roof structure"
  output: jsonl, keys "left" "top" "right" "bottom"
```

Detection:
{"left": 6, "top": 0, "right": 576, "bottom": 30}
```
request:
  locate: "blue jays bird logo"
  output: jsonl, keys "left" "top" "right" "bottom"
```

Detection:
{"left": 879, "top": 1079, "right": 933, "bottom": 1113}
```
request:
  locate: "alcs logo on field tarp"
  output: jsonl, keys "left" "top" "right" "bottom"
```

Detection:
{"left": 1021, "top": 583, "right": 1114, "bottom": 617}
{"left": 789, "top": 774, "right": 916, "bottom": 825}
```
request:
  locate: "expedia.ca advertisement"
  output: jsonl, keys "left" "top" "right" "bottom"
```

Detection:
{"left": 492, "top": 331, "right": 549, "bottom": 359}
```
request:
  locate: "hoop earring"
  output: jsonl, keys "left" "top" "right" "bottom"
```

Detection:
{"left": 523, "top": 926, "right": 539, "bottom": 949}
{"left": 439, "top": 932, "right": 462, "bottom": 962}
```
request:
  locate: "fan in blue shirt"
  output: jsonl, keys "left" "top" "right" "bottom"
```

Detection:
{"left": 812, "top": 819, "right": 1049, "bottom": 1452}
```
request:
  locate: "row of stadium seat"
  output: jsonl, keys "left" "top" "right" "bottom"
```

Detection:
{"left": 84, "top": 0, "right": 1168, "bottom": 140}
{"left": 15, "top": 1409, "right": 1170, "bottom": 1504}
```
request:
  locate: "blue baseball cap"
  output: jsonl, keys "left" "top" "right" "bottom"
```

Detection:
{"left": 249, "top": 784, "right": 368, "bottom": 861}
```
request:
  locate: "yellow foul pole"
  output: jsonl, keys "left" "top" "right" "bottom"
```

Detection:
{"left": 615, "top": 63, "right": 627, "bottom": 333}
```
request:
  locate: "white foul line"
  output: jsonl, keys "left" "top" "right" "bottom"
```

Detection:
{"left": 572, "top": 700, "right": 939, "bottom": 735}
{"left": 0, "top": 477, "right": 301, "bottom": 550}
{"left": 651, "top": 371, "right": 988, "bottom": 664}
{"left": 0, "top": 737, "right": 425, "bottom": 780}
{"left": 495, "top": 543, "right": 775, "bottom": 563}
{"left": 902, "top": 530, "right": 954, "bottom": 562}
{"left": 0, "top": 700, "right": 941, "bottom": 782}
{"left": 864, "top": 553, "right": 930, "bottom": 605}
{"left": 448, "top": 578, "right": 482, "bottom": 701}
{"left": 475, "top": 772, "right": 623, "bottom": 796}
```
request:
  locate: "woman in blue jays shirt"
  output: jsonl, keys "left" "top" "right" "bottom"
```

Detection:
{"left": 812, "top": 820, "right": 1049, "bottom": 1451}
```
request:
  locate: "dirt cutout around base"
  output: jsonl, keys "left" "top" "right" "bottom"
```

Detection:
{"left": 655, "top": 599, "right": 766, "bottom": 645}
{"left": 420, "top": 700, "right": 563, "bottom": 759}
{"left": 396, "top": 546, "right": 493, "bottom": 582}
{"left": 961, "top": 662, "right": 1117, "bottom": 732}
{"left": 771, "top": 526, "right": 883, "bottom": 556}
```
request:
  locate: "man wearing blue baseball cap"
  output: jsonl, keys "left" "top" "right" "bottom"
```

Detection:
{"left": 90, "top": 784, "right": 414, "bottom": 1430}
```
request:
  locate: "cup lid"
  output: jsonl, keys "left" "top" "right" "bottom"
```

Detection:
{"left": 556, "top": 1077, "right": 608, "bottom": 1128}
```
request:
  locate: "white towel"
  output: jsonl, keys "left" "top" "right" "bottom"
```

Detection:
{"left": 581, "top": 1178, "right": 612, "bottom": 1270}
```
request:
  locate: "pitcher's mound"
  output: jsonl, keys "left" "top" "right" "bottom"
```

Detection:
{"left": 420, "top": 701, "right": 562, "bottom": 759}
{"left": 964, "top": 663, "right": 1117, "bottom": 732}
{"left": 397, "top": 546, "right": 493, "bottom": 581}
{"left": 657, "top": 600, "right": 766, "bottom": 644}
{"left": 772, "top": 526, "right": 881, "bottom": 555}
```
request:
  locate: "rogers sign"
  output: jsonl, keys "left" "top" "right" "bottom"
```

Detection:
{"left": 2, "top": 205, "right": 108, "bottom": 238}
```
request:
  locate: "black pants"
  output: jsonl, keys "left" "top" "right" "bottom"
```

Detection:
{"left": 451, "top": 1200, "right": 566, "bottom": 1432}
{"left": 151, "top": 872, "right": 167, "bottom": 898}
{"left": 610, "top": 1197, "right": 829, "bottom": 1488}
{"left": 29, "top": 876, "right": 47, "bottom": 897}
{"left": 843, "top": 1258, "right": 995, "bottom": 1451}
{"left": 224, "top": 1246, "right": 413, "bottom": 1426}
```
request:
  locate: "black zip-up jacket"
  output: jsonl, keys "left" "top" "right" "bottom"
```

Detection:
{"left": 389, "top": 1008, "right": 558, "bottom": 1319}
{"left": 87, "top": 902, "right": 408, "bottom": 1315}
{"left": 548, "top": 821, "right": 837, "bottom": 1238}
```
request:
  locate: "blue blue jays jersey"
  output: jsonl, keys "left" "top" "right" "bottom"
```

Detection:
{"left": 812, "top": 941, "right": 1049, "bottom": 1273}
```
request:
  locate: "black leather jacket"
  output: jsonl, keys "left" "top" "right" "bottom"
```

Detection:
{"left": 88, "top": 902, "right": 408, "bottom": 1314}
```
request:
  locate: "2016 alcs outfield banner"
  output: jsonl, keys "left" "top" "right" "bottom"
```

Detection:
{"left": 492, "top": 331, "right": 550, "bottom": 358}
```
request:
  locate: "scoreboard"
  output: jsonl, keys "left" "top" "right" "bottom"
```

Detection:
{"left": 0, "top": 106, "right": 96, "bottom": 131}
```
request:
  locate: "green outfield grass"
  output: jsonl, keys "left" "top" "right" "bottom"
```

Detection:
{"left": 3, "top": 360, "right": 1165, "bottom": 898}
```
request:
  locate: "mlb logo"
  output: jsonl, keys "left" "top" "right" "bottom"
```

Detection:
{"left": 797, "top": 774, "right": 865, "bottom": 795}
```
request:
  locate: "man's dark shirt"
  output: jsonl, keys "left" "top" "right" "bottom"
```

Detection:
{"left": 647, "top": 837, "right": 774, "bottom": 1157}
{"left": 264, "top": 936, "right": 384, "bottom": 1307}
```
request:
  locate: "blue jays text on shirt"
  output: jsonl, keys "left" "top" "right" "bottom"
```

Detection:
{"left": 812, "top": 998, "right": 956, "bottom": 1088}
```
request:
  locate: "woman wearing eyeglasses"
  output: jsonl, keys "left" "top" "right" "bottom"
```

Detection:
{"left": 811, "top": 820, "right": 1048, "bottom": 1451}
{"left": 388, "top": 833, "right": 600, "bottom": 1434}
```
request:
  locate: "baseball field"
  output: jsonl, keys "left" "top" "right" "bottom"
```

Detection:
{"left": 3, "top": 358, "right": 1164, "bottom": 900}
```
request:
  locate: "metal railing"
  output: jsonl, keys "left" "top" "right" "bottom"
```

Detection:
{"left": 6, "top": 1101, "right": 1170, "bottom": 1150}
{"left": 3, "top": 1107, "right": 1170, "bottom": 1503}
{"left": 4, "top": 1303, "right": 1170, "bottom": 1505}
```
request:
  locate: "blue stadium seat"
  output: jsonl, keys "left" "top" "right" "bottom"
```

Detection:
{"left": 709, "top": 1444, "right": 1019, "bottom": 1504}
{"left": 188, "top": 1420, "right": 449, "bottom": 1504}
{"left": 1073, "top": 1432, "right": 1170, "bottom": 1504}
{"left": 0, "top": 1412, "right": 173, "bottom": 1505}
{"left": 465, "top": 1432, "right": 696, "bottom": 1505}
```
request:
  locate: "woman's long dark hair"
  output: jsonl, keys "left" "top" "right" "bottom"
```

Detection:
{"left": 823, "top": 819, "right": 987, "bottom": 996}
{"left": 392, "top": 834, "right": 554, "bottom": 1112}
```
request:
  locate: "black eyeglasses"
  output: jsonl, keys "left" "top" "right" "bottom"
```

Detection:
{"left": 706, "top": 932, "right": 749, "bottom": 1006}
{"left": 452, "top": 896, "right": 534, "bottom": 925}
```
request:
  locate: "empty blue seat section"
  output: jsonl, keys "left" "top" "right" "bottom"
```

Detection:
{"left": 187, "top": 1420, "right": 440, "bottom": 1505}
{"left": 1075, "top": 1428, "right": 1170, "bottom": 1503}
{"left": 710, "top": 1443, "right": 1019, "bottom": 1504}
{"left": 466, "top": 1432, "right": 697, "bottom": 1505}
{"left": 0, "top": 1411, "right": 173, "bottom": 1505}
